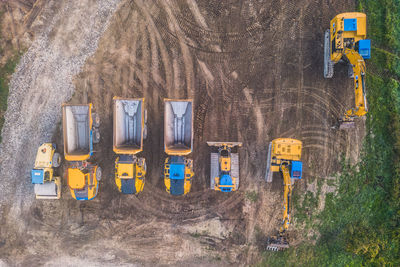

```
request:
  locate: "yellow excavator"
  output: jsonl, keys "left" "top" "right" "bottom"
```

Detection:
{"left": 265, "top": 138, "right": 303, "bottom": 251}
{"left": 324, "top": 12, "right": 371, "bottom": 129}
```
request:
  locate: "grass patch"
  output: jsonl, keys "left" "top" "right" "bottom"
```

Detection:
{"left": 0, "top": 52, "right": 21, "bottom": 143}
{"left": 245, "top": 191, "right": 259, "bottom": 202}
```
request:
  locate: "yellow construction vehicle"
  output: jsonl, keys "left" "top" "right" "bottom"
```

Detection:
{"left": 62, "top": 103, "right": 101, "bottom": 200}
{"left": 324, "top": 12, "right": 371, "bottom": 129}
{"left": 163, "top": 99, "right": 194, "bottom": 196}
{"left": 31, "top": 143, "right": 62, "bottom": 199}
{"left": 265, "top": 138, "right": 303, "bottom": 251}
{"left": 207, "top": 142, "right": 242, "bottom": 192}
{"left": 113, "top": 97, "right": 147, "bottom": 194}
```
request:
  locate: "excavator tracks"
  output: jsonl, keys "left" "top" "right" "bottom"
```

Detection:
{"left": 324, "top": 29, "right": 334, "bottom": 78}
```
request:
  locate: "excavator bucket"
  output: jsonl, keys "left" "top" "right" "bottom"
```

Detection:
{"left": 266, "top": 236, "right": 289, "bottom": 251}
{"left": 339, "top": 121, "right": 356, "bottom": 130}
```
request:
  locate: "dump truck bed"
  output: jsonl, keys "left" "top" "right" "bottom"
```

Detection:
{"left": 164, "top": 99, "right": 193, "bottom": 155}
{"left": 113, "top": 98, "right": 144, "bottom": 154}
{"left": 63, "top": 104, "right": 92, "bottom": 160}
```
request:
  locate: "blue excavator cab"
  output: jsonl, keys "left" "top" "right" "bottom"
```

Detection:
{"left": 290, "top": 161, "right": 303, "bottom": 180}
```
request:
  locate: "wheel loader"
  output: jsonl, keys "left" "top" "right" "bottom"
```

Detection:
{"left": 113, "top": 97, "right": 147, "bottom": 194}
{"left": 62, "top": 103, "right": 101, "bottom": 200}
{"left": 207, "top": 142, "right": 242, "bottom": 192}
{"left": 324, "top": 12, "right": 371, "bottom": 129}
{"left": 265, "top": 138, "right": 303, "bottom": 251}
{"left": 31, "top": 143, "right": 62, "bottom": 199}
{"left": 163, "top": 99, "right": 194, "bottom": 196}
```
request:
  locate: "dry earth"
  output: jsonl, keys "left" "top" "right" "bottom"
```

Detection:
{"left": 0, "top": 0, "right": 364, "bottom": 266}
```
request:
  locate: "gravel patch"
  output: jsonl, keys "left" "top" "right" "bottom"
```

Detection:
{"left": 0, "top": 0, "right": 122, "bottom": 212}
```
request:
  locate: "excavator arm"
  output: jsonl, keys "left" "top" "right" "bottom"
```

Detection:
{"left": 342, "top": 48, "right": 368, "bottom": 121}
{"left": 279, "top": 164, "right": 292, "bottom": 235}
{"left": 266, "top": 163, "right": 293, "bottom": 251}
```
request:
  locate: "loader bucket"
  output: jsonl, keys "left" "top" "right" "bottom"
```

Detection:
{"left": 63, "top": 104, "right": 92, "bottom": 161}
{"left": 113, "top": 98, "right": 144, "bottom": 154}
{"left": 164, "top": 99, "right": 193, "bottom": 156}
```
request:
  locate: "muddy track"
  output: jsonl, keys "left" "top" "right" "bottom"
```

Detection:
{"left": 0, "top": 0, "right": 364, "bottom": 266}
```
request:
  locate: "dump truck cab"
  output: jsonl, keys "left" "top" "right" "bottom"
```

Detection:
{"left": 31, "top": 143, "right": 61, "bottom": 199}
{"left": 67, "top": 163, "right": 101, "bottom": 200}
{"left": 163, "top": 99, "right": 194, "bottom": 196}
{"left": 113, "top": 98, "right": 147, "bottom": 195}
{"left": 62, "top": 103, "right": 101, "bottom": 200}
{"left": 164, "top": 156, "right": 194, "bottom": 196}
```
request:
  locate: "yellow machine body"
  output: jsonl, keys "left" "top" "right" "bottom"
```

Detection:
{"left": 329, "top": 13, "right": 367, "bottom": 63}
{"left": 326, "top": 12, "right": 369, "bottom": 124}
{"left": 266, "top": 138, "right": 303, "bottom": 251}
{"left": 115, "top": 156, "right": 146, "bottom": 194}
{"left": 207, "top": 142, "right": 242, "bottom": 192}
{"left": 31, "top": 143, "right": 62, "bottom": 199}
{"left": 68, "top": 165, "right": 99, "bottom": 201}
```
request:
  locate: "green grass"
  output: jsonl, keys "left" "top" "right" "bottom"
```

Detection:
{"left": 245, "top": 191, "right": 259, "bottom": 202}
{"left": 0, "top": 53, "right": 21, "bottom": 143}
{"left": 259, "top": 1, "right": 400, "bottom": 266}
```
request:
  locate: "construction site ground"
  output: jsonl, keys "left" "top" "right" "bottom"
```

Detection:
{"left": 0, "top": 0, "right": 363, "bottom": 266}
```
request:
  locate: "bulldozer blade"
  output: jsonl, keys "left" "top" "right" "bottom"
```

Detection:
{"left": 207, "top": 141, "right": 242, "bottom": 148}
{"left": 265, "top": 142, "right": 273, "bottom": 182}
{"left": 266, "top": 237, "right": 289, "bottom": 251}
{"left": 324, "top": 29, "right": 334, "bottom": 78}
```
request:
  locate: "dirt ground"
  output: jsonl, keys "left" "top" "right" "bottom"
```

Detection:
{"left": 0, "top": 0, "right": 364, "bottom": 266}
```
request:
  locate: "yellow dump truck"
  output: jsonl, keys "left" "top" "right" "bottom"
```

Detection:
{"left": 113, "top": 97, "right": 147, "bottom": 194}
{"left": 62, "top": 103, "right": 101, "bottom": 200}
{"left": 163, "top": 99, "right": 194, "bottom": 196}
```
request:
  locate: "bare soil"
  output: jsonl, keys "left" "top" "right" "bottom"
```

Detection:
{"left": 0, "top": 0, "right": 364, "bottom": 266}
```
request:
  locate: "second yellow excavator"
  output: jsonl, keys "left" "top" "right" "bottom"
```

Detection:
{"left": 324, "top": 12, "right": 371, "bottom": 129}
{"left": 265, "top": 138, "right": 303, "bottom": 251}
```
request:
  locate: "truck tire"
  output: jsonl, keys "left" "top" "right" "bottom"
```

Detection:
{"left": 93, "top": 129, "right": 100, "bottom": 144}
{"left": 96, "top": 166, "right": 102, "bottom": 181}
{"left": 92, "top": 113, "right": 100, "bottom": 128}
{"left": 52, "top": 153, "right": 61, "bottom": 168}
